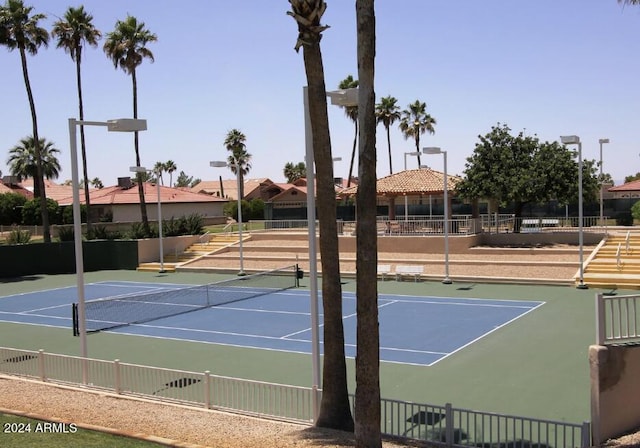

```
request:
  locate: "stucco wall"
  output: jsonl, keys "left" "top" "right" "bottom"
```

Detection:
{"left": 590, "top": 344, "right": 640, "bottom": 445}
{"left": 137, "top": 235, "right": 201, "bottom": 263}
{"left": 112, "top": 203, "right": 226, "bottom": 222}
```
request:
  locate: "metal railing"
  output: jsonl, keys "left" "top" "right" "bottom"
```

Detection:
{"left": 596, "top": 293, "right": 640, "bottom": 345}
{"left": 0, "top": 347, "right": 590, "bottom": 447}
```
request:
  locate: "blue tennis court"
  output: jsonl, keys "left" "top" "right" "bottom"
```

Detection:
{"left": 0, "top": 280, "right": 543, "bottom": 366}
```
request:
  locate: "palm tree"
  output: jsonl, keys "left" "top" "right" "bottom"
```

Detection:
{"left": 0, "top": 0, "right": 51, "bottom": 242}
{"left": 339, "top": 75, "right": 359, "bottom": 187}
{"left": 165, "top": 160, "right": 177, "bottom": 187}
{"left": 375, "top": 95, "right": 400, "bottom": 175}
{"left": 103, "top": 15, "right": 157, "bottom": 236}
{"left": 153, "top": 161, "right": 165, "bottom": 185}
{"left": 399, "top": 100, "right": 436, "bottom": 167}
{"left": 283, "top": 161, "right": 306, "bottom": 183}
{"left": 288, "top": 0, "right": 354, "bottom": 432}
{"left": 354, "top": 1, "right": 380, "bottom": 445}
{"left": 224, "top": 129, "right": 252, "bottom": 199}
{"left": 90, "top": 177, "right": 103, "bottom": 189}
{"left": 52, "top": 5, "right": 101, "bottom": 236}
{"left": 7, "top": 137, "right": 61, "bottom": 195}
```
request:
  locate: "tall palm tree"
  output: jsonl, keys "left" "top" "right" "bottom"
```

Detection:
{"left": 283, "top": 161, "right": 306, "bottom": 183}
{"left": 339, "top": 75, "right": 359, "bottom": 187}
{"left": 0, "top": 0, "right": 51, "bottom": 242}
{"left": 103, "top": 15, "right": 157, "bottom": 236}
{"left": 354, "top": 1, "right": 380, "bottom": 445}
{"left": 7, "top": 136, "right": 61, "bottom": 195}
{"left": 224, "top": 129, "right": 252, "bottom": 199}
{"left": 52, "top": 5, "right": 101, "bottom": 236}
{"left": 165, "top": 160, "right": 177, "bottom": 187}
{"left": 90, "top": 177, "right": 103, "bottom": 189}
{"left": 288, "top": 0, "right": 354, "bottom": 432}
{"left": 399, "top": 100, "right": 436, "bottom": 167}
{"left": 153, "top": 161, "right": 165, "bottom": 185}
{"left": 375, "top": 95, "right": 400, "bottom": 175}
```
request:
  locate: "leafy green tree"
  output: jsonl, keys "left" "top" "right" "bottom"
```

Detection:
{"left": 399, "top": 100, "right": 436, "bottom": 167}
{"left": 631, "top": 200, "right": 640, "bottom": 222}
{"left": 375, "top": 95, "right": 400, "bottom": 175}
{"left": 7, "top": 137, "right": 61, "bottom": 196}
{"left": 338, "top": 75, "right": 359, "bottom": 187}
{"left": 354, "top": 0, "right": 381, "bottom": 445}
{"left": 0, "top": 0, "right": 51, "bottom": 242}
{"left": 104, "top": 15, "right": 157, "bottom": 236}
{"left": 21, "top": 197, "right": 60, "bottom": 225}
{"left": 224, "top": 129, "right": 252, "bottom": 199}
{"left": 283, "top": 161, "right": 306, "bottom": 183}
{"left": 288, "top": 0, "right": 354, "bottom": 432}
{"left": 624, "top": 172, "right": 640, "bottom": 183}
{"left": 0, "top": 192, "right": 27, "bottom": 225}
{"left": 174, "top": 171, "right": 197, "bottom": 188}
{"left": 52, "top": 5, "right": 101, "bottom": 236}
{"left": 456, "top": 123, "right": 599, "bottom": 230}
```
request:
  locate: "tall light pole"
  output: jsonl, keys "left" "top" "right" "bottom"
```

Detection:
{"left": 424, "top": 147, "right": 452, "bottom": 284}
{"left": 304, "top": 86, "right": 358, "bottom": 422}
{"left": 561, "top": 135, "right": 587, "bottom": 289}
{"left": 403, "top": 152, "right": 420, "bottom": 221}
{"left": 68, "top": 118, "right": 147, "bottom": 380}
{"left": 130, "top": 166, "right": 165, "bottom": 273}
{"left": 598, "top": 138, "right": 610, "bottom": 227}
{"left": 210, "top": 159, "right": 245, "bottom": 276}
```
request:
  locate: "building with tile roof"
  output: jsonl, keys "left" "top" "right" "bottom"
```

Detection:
{"left": 57, "top": 181, "right": 228, "bottom": 222}
{"left": 339, "top": 168, "right": 461, "bottom": 219}
{"left": 608, "top": 180, "right": 640, "bottom": 199}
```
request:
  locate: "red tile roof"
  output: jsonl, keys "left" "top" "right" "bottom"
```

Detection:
{"left": 339, "top": 168, "right": 461, "bottom": 197}
{"left": 57, "top": 182, "right": 228, "bottom": 206}
{"left": 609, "top": 180, "right": 640, "bottom": 192}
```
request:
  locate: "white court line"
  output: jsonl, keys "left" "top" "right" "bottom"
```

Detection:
{"left": 430, "top": 301, "right": 546, "bottom": 366}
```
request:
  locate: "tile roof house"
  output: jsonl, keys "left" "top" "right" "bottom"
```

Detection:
{"left": 339, "top": 168, "right": 461, "bottom": 219}
{"left": 57, "top": 180, "right": 228, "bottom": 222}
{"left": 608, "top": 180, "right": 640, "bottom": 199}
{"left": 0, "top": 176, "right": 33, "bottom": 199}
{"left": 17, "top": 178, "right": 73, "bottom": 202}
{"left": 191, "top": 178, "right": 275, "bottom": 201}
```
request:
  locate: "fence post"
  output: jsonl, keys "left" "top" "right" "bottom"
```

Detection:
{"left": 595, "top": 293, "right": 605, "bottom": 345}
{"left": 581, "top": 421, "right": 591, "bottom": 448}
{"left": 204, "top": 371, "right": 210, "bottom": 409}
{"left": 445, "top": 403, "right": 453, "bottom": 447}
{"left": 114, "top": 359, "right": 121, "bottom": 395}
{"left": 38, "top": 349, "right": 45, "bottom": 382}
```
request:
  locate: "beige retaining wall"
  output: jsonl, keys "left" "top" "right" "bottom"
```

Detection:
{"left": 590, "top": 344, "right": 640, "bottom": 445}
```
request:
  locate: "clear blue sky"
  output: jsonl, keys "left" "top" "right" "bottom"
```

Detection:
{"left": 1, "top": 0, "right": 639, "bottom": 187}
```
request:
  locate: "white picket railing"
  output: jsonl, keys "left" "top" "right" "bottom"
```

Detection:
{"left": 596, "top": 293, "right": 640, "bottom": 345}
{"left": 0, "top": 347, "right": 589, "bottom": 447}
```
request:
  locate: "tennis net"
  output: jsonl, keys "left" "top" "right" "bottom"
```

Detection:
{"left": 72, "top": 265, "right": 299, "bottom": 335}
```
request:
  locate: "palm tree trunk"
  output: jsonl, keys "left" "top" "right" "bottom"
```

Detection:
{"left": 132, "top": 69, "right": 150, "bottom": 235}
{"left": 347, "top": 121, "right": 358, "bottom": 187}
{"left": 415, "top": 134, "right": 422, "bottom": 167}
{"left": 303, "top": 34, "right": 354, "bottom": 432}
{"left": 386, "top": 125, "right": 393, "bottom": 174}
{"left": 76, "top": 53, "right": 92, "bottom": 236}
{"left": 19, "top": 47, "right": 50, "bottom": 243}
{"left": 354, "top": 1, "right": 381, "bottom": 446}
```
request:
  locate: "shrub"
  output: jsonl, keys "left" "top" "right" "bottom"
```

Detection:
{"left": 57, "top": 226, "right": 75, "bottom": 242}
{"left": 127, "top": 222, "right": 149, "bottom": 239}
{"left": 22, "top": 198, "right": 62, "bottom": 225}
{"left": 631, "top": 200, "right": 640, "bottom": 223}
{"left": 87, "top": 225, "right": 122, "bottom": 240}
{"left": 182, "top": 213, "right": 204, "bottom": 235}
{"left": 0, "top": 193, "right": 27, "bottom": 225}
{"left": 6, "top": 227, "right": 31, "bottom": 244}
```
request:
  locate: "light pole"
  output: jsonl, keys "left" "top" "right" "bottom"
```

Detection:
{"left": 304, "top": 86, "right": 358, "bottom": 421}
{"left": 68, "top": 118, "right": 147, "bottom": 379}
{"left": 561, "top": 135, "right": 587, "bottom": 289}
{"left": 424, "top": 147, "right": 452, "bottom": 284}
{"left": 210, "top": 159, "right": 245, "bottom": 276}
{"left": 130, "top": 166, "right": 165, "bottom": 273}
{"left": 403, "top": 152, "right": 420, "bottom": 221}
{"left": 598, "top": 138, "right": 610, "bottom": 227}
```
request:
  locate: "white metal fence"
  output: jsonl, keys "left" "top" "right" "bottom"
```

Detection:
{"left": 0, "top": 347, "right": 589, "bottom": 447}
{"left": 596, "top": 293, "right": 640, "bottom": 345}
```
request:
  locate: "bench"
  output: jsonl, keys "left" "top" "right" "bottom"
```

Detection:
{"left": 395, "top": 265, "right": 423, "bottom": 282}
{"left": 377, "top": 264, "right": 392, "bottom": 281}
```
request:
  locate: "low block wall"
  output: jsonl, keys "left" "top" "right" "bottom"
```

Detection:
{"left": 590, "top": 344, "right": 640, "bottom": 445}
{"left": 137, "top": 235, "right": 201, "bottom": 263}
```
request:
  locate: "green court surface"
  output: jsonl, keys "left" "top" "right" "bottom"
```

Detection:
{"left": 1, "top": 269, "right": 629, "bottom": 424}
